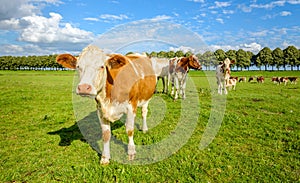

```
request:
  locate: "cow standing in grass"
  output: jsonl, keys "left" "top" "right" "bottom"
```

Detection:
{"left": 216, "top": 58, "right": 235, "bottom": 95}
{"left": 150, "top": 57, "right": 170, "bottom": 93}
{"left": 56, "top": 45, "right": 156, "bottom": 165}
{"left": 168, "top": 55, "right": 202, "bottom": 100}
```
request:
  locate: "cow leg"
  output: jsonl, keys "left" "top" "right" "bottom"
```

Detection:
{"left": 174, "top": 78, "right": 179, "bottom": 100}
{"left": 141, "top": 101, "right": 149, "bottom": 133}
{"left": 224, "top": 81, "right": 228, "bottom": 95}
{"left": 126, "top": 106, "right": 136, "bottom": 160}
{"left": 97, "top": 110, "right": 111, "bottom": 165}
{"left": 162, "top": 77, "right": 166, "bottom": 93}
{"left": 181, "top": 76, "right": 187, "bottom": 99}
{"left": 217, "top": 78, "right": 222, "bottom": 94}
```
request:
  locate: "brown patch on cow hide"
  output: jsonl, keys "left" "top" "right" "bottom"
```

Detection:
{"left": 127, "top": 130, "right": 134, "bottom": 137}
{"left": 102, "top": 129, "right": 111, "bottom": 142}
{"left": 175, "top": 57, "right": 188, "bottom": 73}
{"left": 105, "top": 55, "right": 156, "bottom": 104}
{"left": 56, "top": 54, "right": 77, "bottom": 69}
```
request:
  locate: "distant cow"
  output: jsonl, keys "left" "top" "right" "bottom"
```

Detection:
{"left": 239, "top": 77, "right": 246, "bottom": 82}
{"left": 56, "top": 45, "right": 156, "bottom": 165}
{"left": 257, "top": 76, "right": 265, "bottom": 83}
{"left": 150, "top": 57, "right": 170, "bottom": 93}
{"left": 169, "top": 55, "right": 202, "bottom": 100}
{"left": 288, "top": 77, "right": 298, "bottom": 84}
{"left": 248, "top": 76, "right": 255, "bottom": 82}
{"left": 216, "top": 58, "right": 235, "bottom": 95}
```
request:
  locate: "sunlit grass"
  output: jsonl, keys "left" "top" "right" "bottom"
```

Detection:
{"left": 0, "top": 70, "right": 299, "bottom": 182}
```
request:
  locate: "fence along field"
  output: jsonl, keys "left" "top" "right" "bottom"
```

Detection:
{"left": 0, "top": 70, "right": 299, "bottom": 182}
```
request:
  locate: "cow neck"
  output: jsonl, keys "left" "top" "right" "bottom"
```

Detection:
{"left": 175, "top": 57, "right": 189, "bottom": 73}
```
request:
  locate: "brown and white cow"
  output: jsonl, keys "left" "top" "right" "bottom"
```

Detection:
{"left": 288, "top": 76, "right": 298, "bottom": 84}
{"left": 216, "top": 58, "right": 235, "bottom": 95}
{"left": 239, "top": 77, "right": 246, "bottom": 82}
{"left": 56, "top": 45, "right": 156, "bottom": 165}
{"left": 257, "top": 76, "right": 265, "bottom": 83}
{"left": 150, "top": 57, "right": 170, "bottom": 93}
{"left": 168, "top": 55, "right": 202, "bottom": 100}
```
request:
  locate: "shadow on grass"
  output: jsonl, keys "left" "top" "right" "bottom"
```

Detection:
{"left": 48, "top": 111, "right": 125, "bottom": 156}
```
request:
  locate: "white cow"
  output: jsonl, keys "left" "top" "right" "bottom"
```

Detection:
{"left": 56, "top": 45, "right": 156, "bottom": 165}
{"left": 150, "top": 57, "right": 170, "bottom": 93}
{"left": 216, "top": 58, "right": 235, "bottom": 95}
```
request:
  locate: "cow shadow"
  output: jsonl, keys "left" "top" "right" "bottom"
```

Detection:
{"left": 48, "top": 111, "right": 125, "bottom": 155}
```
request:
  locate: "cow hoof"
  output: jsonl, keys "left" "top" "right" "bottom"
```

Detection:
{"left": 128, "top": 145, "right": 136, "bottom": 160}
{"left": 142, "top": 129, "right": 148, "bottom": 133}
{"left": 100, "top": 157, "right": 110, "bottom": 165}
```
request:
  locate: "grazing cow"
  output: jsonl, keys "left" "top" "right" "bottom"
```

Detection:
{"left": 272, "top": 77, "right": 280, "bottom": 84}
{"left": 239, "top": 77, "right": 246, "bottom": 82}
{"left": 280, "top": 77, "right": 289, "bottom": 85}
{"left": 150, "top": 57, "right": 170, "bottom": 93}
{"left": 216, "top": 58, "right": 235, "bottom": 95}
{"left": 248, "top": 76, "right": 255, "bottom": 82}
{"left": 56, "top": 45, "right": 156, "bottom": 165}
{"left": 288, "top": 76, "right": 298, "bottom": 84}
{"left": 169, "top": 55, "right": 202, "bottom": 100}
{"left": 256, "top": 76, "right": 265, "bottom": 83}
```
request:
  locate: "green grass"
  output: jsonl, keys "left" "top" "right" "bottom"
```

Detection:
{"left": 0, "top": 70, "right": 299, "bottom": 182}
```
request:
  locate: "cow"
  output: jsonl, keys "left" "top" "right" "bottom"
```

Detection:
{"left": 216, "top": 58, "right": 235, "bottom": 95}
{"left": 272, "top": 77, "right": 280, "bottom": 84}
{"left": 248, "top": 76, "right": 255, "bottom": 82}
{"left": 150, "top": 57, "right": 170, "bottom": 93}
{"left": 288, "top": 76, "right": 298, "bottom": 84}
{"left": 257, "top": 76, "right": 265, "bottom": 83}
{"left": 56, "top": 45, "right": 156, "bottom": 165}
{"left": 168, "top": 55, "right": 202, "bottom": 100}
{"left": 239, "top": 77, "right": 246, "bottom": 82}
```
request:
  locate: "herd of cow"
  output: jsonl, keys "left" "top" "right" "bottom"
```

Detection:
{"left": 55, "top": 45, "right": 297, "bottom": 165}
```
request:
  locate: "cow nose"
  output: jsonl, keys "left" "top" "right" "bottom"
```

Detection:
{"left": 77, "top": 84, "right": 92, "bottom": 95}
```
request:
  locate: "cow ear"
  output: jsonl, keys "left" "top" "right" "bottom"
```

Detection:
{"left": 56, "top": 54, "right": 77, "bottom": 69}
{"left": 230, "top": 60, "right": 236, "bottom": 64}
{"left": 107, "top": 54, "right": 128, "bottom": 69}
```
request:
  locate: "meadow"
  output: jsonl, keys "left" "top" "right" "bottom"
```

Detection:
{"left": 0, "top": 70, "right": 299, "bottom": 182}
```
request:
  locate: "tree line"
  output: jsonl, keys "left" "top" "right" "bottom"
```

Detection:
{"left": 0, "top": 45, "right": 299, "bottom": 71}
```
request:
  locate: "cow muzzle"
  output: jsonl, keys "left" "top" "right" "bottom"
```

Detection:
{"left": 77, "top": 83, "right": 96, "bottom": 97}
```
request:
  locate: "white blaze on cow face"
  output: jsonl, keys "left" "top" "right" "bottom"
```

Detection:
{"left": 76, "top": 45, "right": 108, "bottom": 97}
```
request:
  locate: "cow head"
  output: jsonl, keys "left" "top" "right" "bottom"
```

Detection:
{"left": 188, "top": 55, "right": 202, "bottom": 70}
{"left": 56, "top": 45, "right": 108, "bottom": 98}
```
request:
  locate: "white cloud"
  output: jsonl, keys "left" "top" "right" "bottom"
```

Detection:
{"left": 288, "top": 0, "right": 300, "bottom": 4}
{"left": 169, "top": 46, "right": 195, "bottom": 53}
{"left": 209, "top": 42, "right": 262, "bottom": 53}
{"left": 250, "top": 1, "right": 285, "bottom": 9}
{"left": 99, "top": 14, "right": 129, "bottom": 21}
{"left": 216, "top": 18, "right": 224, "bottom": 24}
{"left": 150, "top": 15, "right": 172, "bottom": 21}
{"left": 188, "top": 0, "right": 205, "bottom": 3}
{"left": 280, "top": 11, "right": 292, "bottom": 16}
{"left": 249, "top": 30, "right": 268, "bottom": 37}
{"left": 18, "top": 12, "right": 95, "bottom": 44}
{"left": 242, "top": 42, "right": 262, "bottom": 52}
{"left": 84, "top": 17, "right": 99, "bottom": 21}
{"left": 209, "top": 1, "right": 231, "bottom": 9}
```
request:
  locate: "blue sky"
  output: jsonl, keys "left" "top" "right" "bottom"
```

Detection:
{"left": 0, "top": 0, "right": 299, "bottom": 56}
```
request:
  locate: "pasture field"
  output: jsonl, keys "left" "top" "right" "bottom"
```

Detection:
{"left": 0, "top": 70, "right": 299, "bottom": 182}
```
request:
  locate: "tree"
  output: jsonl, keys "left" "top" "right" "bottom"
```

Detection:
{"left": 175, "top": 50, "right": 184, "bottom": 57}
{"left": 201, "top": 51, "right": 216, "bottom": 70}
{"left": 272, "top": 48, "right": 284, "bottom": 71}
{"left": 225, "top": 50, "right": 237, "bottom": 61}
{"left": 236, "top": 49, "right": 251, "bottom": 70}
{"left": 256, "top": 47, "right": 273, "bottom": 71}
{"left": 283, "top": 45, "right": 299, "bottom": 71}
{"left": 214, "top": 49, "right": 226, "bottom": 61}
